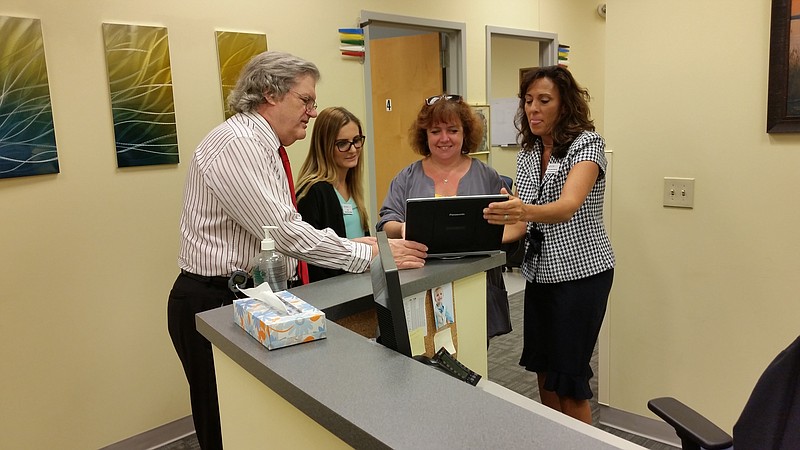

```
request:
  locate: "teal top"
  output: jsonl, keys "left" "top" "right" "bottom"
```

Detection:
{"left": 335, "top": 190, "right": 365, "bottom": 239}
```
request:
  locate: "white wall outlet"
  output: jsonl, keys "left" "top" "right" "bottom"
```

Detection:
{"left": 663, "top": 177, "right": 695, "bottom": 208}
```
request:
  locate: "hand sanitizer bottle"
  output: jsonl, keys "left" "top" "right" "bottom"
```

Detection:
{"left": 250, "top": 226, "right": 288, "bottom": 292}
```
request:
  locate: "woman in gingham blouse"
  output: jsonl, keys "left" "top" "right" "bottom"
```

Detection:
{"left": 485, "top": 66, "right": 614, "bottom": 425}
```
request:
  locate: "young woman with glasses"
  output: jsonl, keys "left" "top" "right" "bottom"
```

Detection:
{"left": 296, "top": 106, "right": 371, "bottom": 282}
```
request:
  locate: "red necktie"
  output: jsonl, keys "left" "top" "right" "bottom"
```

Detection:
{"left": 277, "top": 145, "right": 309, "bottom": 286}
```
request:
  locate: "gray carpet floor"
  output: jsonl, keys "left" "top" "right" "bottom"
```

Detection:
{"left": 488, "top": 271, "right": 676, "bottom": 449}
{"left": 159, "top": 271, "right": 676, "bottom": 449}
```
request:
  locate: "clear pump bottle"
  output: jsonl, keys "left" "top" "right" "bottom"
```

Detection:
{"left": 250, "top": 226, "right": 288, "bottom": 292}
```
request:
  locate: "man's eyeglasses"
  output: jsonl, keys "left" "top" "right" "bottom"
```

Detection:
{"left": 424, "top": 94, "right": 463, "bottom": 106}
{"left": 334, "top": 135, "right": 366, "bottom": 152}
{"left": 290, "top": 90, "right": 317, "bottom": 112}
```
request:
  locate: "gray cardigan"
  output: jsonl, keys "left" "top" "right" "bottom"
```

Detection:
{"left": 376, "top": 157, "right": 512, "bottom": 338}
{"left": 376, "top": 158, "right": 504, "bottom": 231}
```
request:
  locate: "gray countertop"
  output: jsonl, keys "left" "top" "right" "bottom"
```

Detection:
{"left": 288, "top": 252, "right": 505, "bottom": 319}
{"left": 197, "top": 253, "right": 640, "bottom": 449}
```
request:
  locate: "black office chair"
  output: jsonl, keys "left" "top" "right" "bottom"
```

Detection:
{"left": 499, "top": 174, "right": 513, "bottom": 193}
{"left": 648, "top": 335, "right": 800, "bottom": 450}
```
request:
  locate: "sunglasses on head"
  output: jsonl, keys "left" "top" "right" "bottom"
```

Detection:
{"left": 424, "top": 94, "right": 463, "bottom": 105}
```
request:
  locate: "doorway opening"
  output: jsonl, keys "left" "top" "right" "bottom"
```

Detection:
{"left": 485, "top": 26, "right": 557, "bottom": 177}
{"left": 359, "top": 11, "right": 466, "bottom": 230}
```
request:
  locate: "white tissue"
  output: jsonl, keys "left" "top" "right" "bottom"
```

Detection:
{"left": 238, "top": 283, "right": 288, "bottom": 315}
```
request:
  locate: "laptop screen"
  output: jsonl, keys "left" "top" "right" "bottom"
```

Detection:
{"left": 404, "top": 194, "right": 507, "bottom": 258}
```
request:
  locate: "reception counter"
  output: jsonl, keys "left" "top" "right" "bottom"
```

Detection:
{"left": 197, "top": 253, "right": 643, "bottom": 449}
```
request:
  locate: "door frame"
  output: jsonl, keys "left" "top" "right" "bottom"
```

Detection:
{"left": 485, "top": 26, "right": 558, "bottom": 101}
{"left": 485, "top": 26, "right": 558, "bottom": 167}
{"left": 359, "top": 11, "right": 467, "bottom": 232}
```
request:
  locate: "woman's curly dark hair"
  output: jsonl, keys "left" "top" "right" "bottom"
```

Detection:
{"left": 514, "top": 66, "right": 594, "bottom": 158}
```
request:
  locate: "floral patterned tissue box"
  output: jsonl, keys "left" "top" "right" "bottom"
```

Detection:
{"left": 233, "top": 291, "right": 327, "bottom": 350}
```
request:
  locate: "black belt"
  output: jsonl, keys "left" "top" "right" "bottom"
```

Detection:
{"left": 180, "top": 269, "right": 231, "bottom": 287}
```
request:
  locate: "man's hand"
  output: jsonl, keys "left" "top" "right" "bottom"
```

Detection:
{"left": 388, "top": 239, "right": 427, "bottom": 269}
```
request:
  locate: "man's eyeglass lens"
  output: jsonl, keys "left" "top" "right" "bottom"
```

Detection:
{"left": 335, "top": 136, "right": 366, "bottom": 152}
{"left": 292, "top": 91, "right": 317, "bottom": 112}
{"left": 425, "top": 94, "right": 463, "bottom": 105}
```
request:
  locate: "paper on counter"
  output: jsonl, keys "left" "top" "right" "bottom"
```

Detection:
{"left": 409, "top": 327, "right": 426, "bottom": 356}
{"left": 434, "top": 327, "right": 457, "bottom": 355}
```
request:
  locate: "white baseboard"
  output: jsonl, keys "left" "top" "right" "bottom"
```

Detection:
{"left": 99, "top": 415, "right": 194, "bottom": 450}
{"left": 599, "top": 404, "right": 681, "bottom": 448}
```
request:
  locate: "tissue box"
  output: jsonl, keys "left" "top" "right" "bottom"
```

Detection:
{"left": 233, "top": 291, "right": 327, "bottom": 350}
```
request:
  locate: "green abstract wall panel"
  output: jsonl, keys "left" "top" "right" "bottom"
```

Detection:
{"left": 215, "top": 31, "right": 267, "bottom": 119}
{"left": 0, "top": 16, "right": 59, "bottom": 179}
{"left": 102, "top": 23, "right": 179, "bottom": 167}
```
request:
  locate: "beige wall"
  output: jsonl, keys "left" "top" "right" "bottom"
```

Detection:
{"left": 540, "top": 0, "right": 606, "bottom": 134}
{"left": 605, "top": 0, "right": 800, "bottom": 431}
{"left": 0, "top": 1, "right": 546, "bottom": 448}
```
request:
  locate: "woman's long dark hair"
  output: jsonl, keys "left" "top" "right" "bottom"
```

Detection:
{"left": 514, "top": 66, "right": 594, "bottom": 158}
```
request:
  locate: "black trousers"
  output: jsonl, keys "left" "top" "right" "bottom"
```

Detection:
{"left": 167, "top": 272, "right": 242, "bottom": 450}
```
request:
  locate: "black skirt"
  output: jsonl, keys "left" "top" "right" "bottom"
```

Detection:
{"left": 519, "top": 269, "right": 614, "bottom": 400}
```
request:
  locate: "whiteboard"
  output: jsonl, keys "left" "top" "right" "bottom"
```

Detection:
{"left": 489, "top": 97, "right": 519, "bottom": 146}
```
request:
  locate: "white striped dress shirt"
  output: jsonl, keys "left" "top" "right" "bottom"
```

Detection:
{"left": 177, "top": 111, "right": 372, "bottom": 279}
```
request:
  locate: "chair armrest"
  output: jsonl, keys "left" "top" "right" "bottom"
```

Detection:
{"left": 647, "top": 397, "right": 733, "bottom": 450}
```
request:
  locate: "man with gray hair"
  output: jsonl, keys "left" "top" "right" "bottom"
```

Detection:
{"left": 167, "top": 51, "right": 427, "bottom": 449}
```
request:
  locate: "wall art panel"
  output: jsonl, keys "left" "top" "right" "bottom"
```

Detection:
{"left": 215, "top": 31, "right": 267, "bottom": 119}
{"left": 102, "top": 23, "right": 179, "bottom": 166}
{"left": 0, "top": 16, "right": 59, "bottom": 179}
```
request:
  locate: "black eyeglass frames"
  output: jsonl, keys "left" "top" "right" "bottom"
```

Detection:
{"left": 334, "top": 135, "right": 366, "bottom": 152}
{"left": 424, "top": 94, "right": 463, "bottom": 106}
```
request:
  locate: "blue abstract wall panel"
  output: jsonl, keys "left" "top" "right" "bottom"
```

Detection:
{"left": 102, "top": 23, "right": 179, "bottom": 167}
{"left": 0, "top": 16, "right": 59, "bottom": 179}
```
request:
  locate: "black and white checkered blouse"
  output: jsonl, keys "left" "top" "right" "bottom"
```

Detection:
{"left": 516, "top": 130, "right": 615, "bottom": 283}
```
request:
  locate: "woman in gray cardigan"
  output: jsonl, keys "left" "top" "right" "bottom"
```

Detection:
{"left": 377, "top": 94, "right": 515, "bottom": 339}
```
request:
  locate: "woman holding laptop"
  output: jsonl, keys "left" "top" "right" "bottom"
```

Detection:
{"left": 377, "top": 94, "right": 516, "bottom": 339}
{"left": 484, "top": 66, "right": 615, "bottom": 424}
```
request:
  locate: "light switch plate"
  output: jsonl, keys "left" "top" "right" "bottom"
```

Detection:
{"left": 663, "top": 177, "right": 695, "bottom": 208}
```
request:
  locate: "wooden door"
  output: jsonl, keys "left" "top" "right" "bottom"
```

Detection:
{"left": 370, "top": 32, "right": 443, "bottom": 210}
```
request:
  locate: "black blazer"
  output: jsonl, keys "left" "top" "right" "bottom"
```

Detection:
{"left": 296, "top": 181, "right": 369, "bottom": 282}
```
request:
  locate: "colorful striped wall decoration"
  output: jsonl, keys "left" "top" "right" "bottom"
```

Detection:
{"left": 558, "top": 44, "right": 570, "bottom": 67}
{"left": 338, "top": 27, "right": 364, "bottom": 58}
